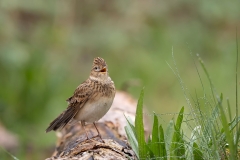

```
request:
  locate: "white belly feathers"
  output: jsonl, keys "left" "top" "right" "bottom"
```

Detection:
{"left": 74, "top": 96, "right": 114, "bottom": 122}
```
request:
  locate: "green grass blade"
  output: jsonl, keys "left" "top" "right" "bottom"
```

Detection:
{"left": 135, "top": 88, "right": 147, "bottom": 159}
{"left": 221, "top": 116, "right": 240, "bottom": 134}
{"left": 146, "top": 143, "right": 155, "bottom": 159}
{"left": 193, "top": 142, "right": 204, "bottom": 160}
{"left": 229, "top": 116, "right": 240, "bottom": 131}
{"left": 218, "top": 93, "right": 236, "bottom": 159}
{"left": 165, "top": 120, "right": 174, "bottom": 156}
{"left": 159, "top": 125, "right": 167, "bottom": 160}
{"left": 227, "top": 98, "right": 232, "bottom": 123}
{"left": 151, "top": 113, "right": 160, "bottom": 157}
{"left": 176, "top": 107, "right": 184, "bottom": 131}
{"left": 0, "top": 146, "right": 19, "bottom": 160}
{"left": 209, "top": 126, "right": 220, "bottom": 159}
{"left": 170, "top": 107, "right": 185, "bottom": 160}
{"left": 198, "top": 57, "right": 217, "bottom": 105}
{"left": 170, "top": 125, "right": 177, "bottom": 160}
{"left": 125, "top": 125, "right": 139, "bottom": 159}
{"left": 179, "top": 131, "right": 186, "bottom": 159}
{"left": 146, "top": 134, "right": 152, "bottom": 155}
{"left": 124, "top": 114, "right": 136, "bottom": 136}
{"left": 170, "top": 125, "right": 185, "bottom": 160}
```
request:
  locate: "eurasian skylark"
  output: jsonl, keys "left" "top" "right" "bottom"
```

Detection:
{"left": 46, "top": 57, "right": 116, "bottom": 141}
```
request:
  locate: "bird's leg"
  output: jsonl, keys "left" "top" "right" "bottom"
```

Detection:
{"left": 93, "top": 122, "right": 104, "bottom": 143}
{"left": 81, "top": 121, "right": 91, "bottom": 140}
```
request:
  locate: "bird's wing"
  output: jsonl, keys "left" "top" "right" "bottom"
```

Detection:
{"left": 46, "top": 79, "right": 93, "bottom": 132}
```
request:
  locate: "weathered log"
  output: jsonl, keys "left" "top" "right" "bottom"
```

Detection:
{"left": 46, "top": 122, "right": 136, "bottom": 160}
{"left": 46, "top": 91, "right": 150, "bottom": 160}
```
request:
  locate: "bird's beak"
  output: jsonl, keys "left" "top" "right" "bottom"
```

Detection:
{"left": 100, "top": 67, "right": 107, "bottom": 72}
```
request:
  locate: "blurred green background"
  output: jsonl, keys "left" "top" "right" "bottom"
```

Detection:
{"left": 0, "top": 1, "right": 240, "bottom": 159}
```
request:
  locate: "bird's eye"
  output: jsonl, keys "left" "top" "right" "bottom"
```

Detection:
{"left": 94, "top": 67, "right": 98, "bottom": 70}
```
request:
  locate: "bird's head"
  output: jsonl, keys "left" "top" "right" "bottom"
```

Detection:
{"left": 90, "top": 57, "right": 109, "bottom": 81}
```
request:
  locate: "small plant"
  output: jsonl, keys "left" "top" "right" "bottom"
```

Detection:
{"left": 125, "top": 88, "right": 187, "bottom": 159}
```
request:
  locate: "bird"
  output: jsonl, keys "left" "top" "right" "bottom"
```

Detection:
{"left": 46, "top": 57, "right": 116, "bottom": 142}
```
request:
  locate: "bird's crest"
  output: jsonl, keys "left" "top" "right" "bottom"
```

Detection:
{"left": 93, "top": 57, "right": 107, "bottom": 67}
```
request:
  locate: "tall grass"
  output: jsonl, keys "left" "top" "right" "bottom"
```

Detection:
{"left": 125, "top": 50, "right": 240, "bottom": 159}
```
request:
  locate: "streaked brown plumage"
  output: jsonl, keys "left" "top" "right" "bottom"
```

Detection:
{"left": 46, "top": 57, "right": 115, "bottom": 141}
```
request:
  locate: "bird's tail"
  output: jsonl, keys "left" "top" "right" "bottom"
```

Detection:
{"left": 45, "top": 107, "right": 78, "bottom": 133}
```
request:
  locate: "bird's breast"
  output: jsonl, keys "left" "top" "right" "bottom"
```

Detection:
{"left": 74, "top": 95, "right": 114, "bottom": 122}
